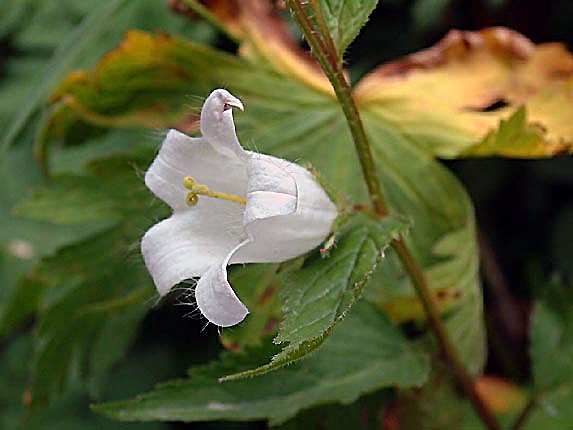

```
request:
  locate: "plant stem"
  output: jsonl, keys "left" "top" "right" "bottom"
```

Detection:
{"left": 287, "top": 1, "right": 388, "bottom": 216}
{"left": 511, "top": 395, "right": 537, "bottom": 430}
{"left": 286, "top": 2, "right": 500, "bottom": 429}
{"left": 393, "top": 239, "right": 499, "bottom": 430}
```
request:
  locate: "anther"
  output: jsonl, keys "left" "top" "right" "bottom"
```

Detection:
{"left": 186, "top": 192, "right": 199, "bottom": 206}
{"left": 183, "top": 176, "right": 197, "bottom": 189}
{"left": 182, "top": 176, "right": 246, "bottom": 206}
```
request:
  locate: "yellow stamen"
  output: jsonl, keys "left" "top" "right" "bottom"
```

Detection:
{"left": 183, "top": 176, "right": 247, "bottom": 206}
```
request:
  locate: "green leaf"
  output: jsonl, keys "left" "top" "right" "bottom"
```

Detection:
{"left": 0, "top": 144, "right": 113, "bottom": 336}
{"left": 223, "top": 215, "right": 409, "bottom": 380}
{"left": 219, "top": 263, "right": 282, "bottom": 351}
{"left": 354, "top": 28, "right": 573, "bottom": 159}
{"left": 319, "top": 0, "right": 379, "bottom": 55}
{"left": 94, "top": 301, "right": 429, "bottom": 425}
{"left": 530, "top": 277, "right": 573, "bottom": 391}
{"left": 28, "top": 228, "right": 154, "bottom": 406}
{"left": 278, "top": 390, "right": 390, "bottom": 430}
{"left": 0, "top": 335, "right": 168, "bottom": 430}
{"left": 517, "top": 277, "right": 573, "bottom": 429}
{"left": 41, "top": 29, "right": 487, "bottom": 375}
{"left": 394, "top": 363, "right": 466, "bottom": 430}
{"left": 0, "top": 0, "right": 127, "bottom": 158}
{"left": 13, "top": 150, "right": 166, "bottom": 405}
{"left": 39, "top": 31, "right": 245, "bottom": 152}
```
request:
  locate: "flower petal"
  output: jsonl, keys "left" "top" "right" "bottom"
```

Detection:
{"left": 145, "top": 129, "right": 247, "bottom": 211}
{"left": 231, "top": 154, "right": 338, "bottom": 264}
{"left": 141, "top": 208, "right": 245, "bottom": 296}
{"left": 194, "top": 243, "right": 249, "bottom": 327}
{"left": 200, "top": 89, "right": 246, "bottom": 159}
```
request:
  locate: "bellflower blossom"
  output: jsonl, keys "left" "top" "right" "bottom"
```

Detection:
{"left": 141, "top": 89, "right": 338, "bottom": 327}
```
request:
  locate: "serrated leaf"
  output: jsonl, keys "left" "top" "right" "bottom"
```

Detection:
{"left": 40, "top": 30, "right": 246, "bottom": 151}
{"left": 0, "top": 0, "right": 216, "bottom": 158}
{"left": 0, "top": 0, "right": 127, "bottom": 157}
{"left": 14, "top": 151, "right": 167, "bottom": 405}
{"left": 395, "top": 363, "right": 466, "bottom": 430}
{"left": 278, "top": 390, "right": 390, "bottom": 430}
{"left": 518, "top": 277, "right": 573, "bottom": 429}
{"left": 94, "top": 301, "right": 429, "bottom": 425}
{"left": 530, "top": 277, "right": 573, "bottom": 390}
{"left": 219, "top": 263, "right": 282, "bottom": 351}
{"left": 319, "top": 0, "right": 379, "bottom": 55}
{"left": 223, "top": 215, "right": 409, "bottom": 380}
{"left": 0, "top": 335, "right": 168, "bottom": 430}
{"left": 0, "top": 145, "right": 113, "bottom": 336}
{"left": 41, "top": 28, "right": 488, "bottom": 375}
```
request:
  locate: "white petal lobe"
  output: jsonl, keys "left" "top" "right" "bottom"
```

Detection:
{"left": 141, "top": 211, "right": 245, "bottom": 296}
{"left": 232, "top": 156, "right": 338, "bottom": 264}
{"left": 200, "top": 89, "right": 246, "bottom": 159}
{"left": 194, "top": 246, "right": 249, "bottom": 327}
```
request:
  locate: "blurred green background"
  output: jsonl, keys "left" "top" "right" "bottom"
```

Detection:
{"left": 0, "top": 0, "right": 571, "bottom": 428}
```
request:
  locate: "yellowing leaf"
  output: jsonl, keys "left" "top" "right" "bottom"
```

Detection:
{"left": 355, "top": 27, "right": 573, "bottom": 158}
{"left": 173, "top": 0, "right": 333, "bottom": 94}
{"left": 475, "top": 376, "right": 527, "bottom": 414}
{"left": 44, "top": 30, "right": 251, "bottom": 148}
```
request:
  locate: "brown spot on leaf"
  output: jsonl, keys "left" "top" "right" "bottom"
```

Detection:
{"left": 258, "top": 284, "right": 276, "bottom": 305}
{"left": 263, "top": 316, "right": 278, "bottom": 334}
{"left": 220, "top": 337, "right": 241, "bottom": 352}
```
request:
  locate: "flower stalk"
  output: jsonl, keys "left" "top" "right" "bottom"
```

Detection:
{"left": 286, "top": 2, "right": 500, "bottom": 429}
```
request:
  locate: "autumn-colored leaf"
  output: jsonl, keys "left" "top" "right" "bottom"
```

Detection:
{"left": 171, "top": 0, "right": 332, "bottom": 94}
{"left": 355, "top": 27, "right": 573, "bottom": 158}
{"left": 475, "top": 376, "right": 527, "bottom": 414}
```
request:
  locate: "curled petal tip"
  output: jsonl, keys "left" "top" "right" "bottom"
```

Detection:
{"left": 225, "top": 97, "right": 244, "bottom": 112}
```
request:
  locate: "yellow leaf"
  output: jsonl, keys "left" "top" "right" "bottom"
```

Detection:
{"left": 355, "top": 27, "right": 573, "bottom": 158}
{"left": 173, "top": 0, "right": 334, "bottom": 95}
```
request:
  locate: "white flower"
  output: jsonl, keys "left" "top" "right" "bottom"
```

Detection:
{"left": 141, "top": 89, "right": 338, "bottom": 327}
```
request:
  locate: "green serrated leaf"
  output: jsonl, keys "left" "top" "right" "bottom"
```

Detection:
{"left": 530, "top": 277, "right": 573, "bottom": 391}
{"left": 39, "top": 28, "right": 488, "bottom": 378}
{"left": 219, "top": 263, "right": 282, "bottom": 351}
{"left": 13, "top": 150, "right": 167, "bottom": 405}
{"left": 223, "top": 215, "right": 409, "bottom": 380}
{"left": 29, "top": 228, "right": 153, "bottom": 406}
{"left": 94, "top": 301, "right": 429, "bottom": 425}
{"left": 319, "top": 0, "right": 379, "bottom": 55}
{"left": 0, "top": 0, "right": 127, "bottom": 158}
{"left": 521, "top": 277, "right": 573, "bottom": 429}
{"left": 0, "top": 334, "right": 168, "bottom": 430}
{"left": 0, "top": 144, "right": 115, "bottom": 336}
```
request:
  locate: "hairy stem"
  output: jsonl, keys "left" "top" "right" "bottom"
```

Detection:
{"left": 286, "top": 2, "right": 500, "bottom": 429}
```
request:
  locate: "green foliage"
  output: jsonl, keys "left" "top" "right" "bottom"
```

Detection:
{"left": 277, "top": 391, "right": 389, "bottom": 430}
{"left": 0, "top": 0, "right": 215, "bottom": 155}
{"left": 224, "top": 215, "right": 409, "bottom": 380}
{"left": 94, "top": 301, "right": 429, "bottom": 425}
{"left": 2, "top": 1, "right": 572, "bottom": 428}
{"left": 13, "top": 150, "right": 165, "bottom": 405}
{"left": 0, "top": 144, "right": 113, "bottom": 335}
{"left": 0, "top": 335, "right": 166, "bottom": 430}
{"left": 220, "top": 263, "right": 282, "bottom": 350}
{"left": 25, "top": 18, "right": 487, "bottom": 407}
{"left": 524, "top": 277, "right": 573, "bottom": 428}
{"left": 395, "top": 363, "right": 466, "bottom": 430}
{"left": 319, "top": 0, "right": 379, "bottom": 55}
